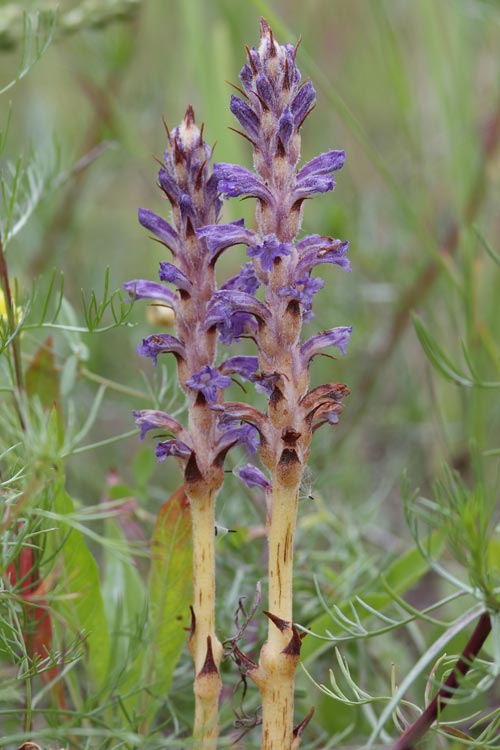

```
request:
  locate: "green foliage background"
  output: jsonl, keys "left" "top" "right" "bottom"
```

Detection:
{"left": 1, "top": 0, "right": 500, "bottom": 748}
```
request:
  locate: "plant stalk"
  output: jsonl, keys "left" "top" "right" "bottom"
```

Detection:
{"left": 393, "top": 611, "right": 492, "bottom": 750}
{"left": 188, "top": 490, "right": 223, "bottom": 749}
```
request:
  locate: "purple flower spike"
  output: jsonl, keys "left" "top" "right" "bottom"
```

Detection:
{"left": 156, "top": 439, "right": 192, "bottom": 462}
{"left": 138, "top": 208, "right": 180, "bottom": 254}
{"left": 123, "top": 280, "right": 177, "bottom": 307}
{"left": 133, "top": 409, "right": 185, "bottom": 440}
{"left": 301, "top": 326, "right": 353, "bottom": 362}
{"left": 235, "top": 463, "right": 271, "bottom": 491}
{"left": 158, "top": 262, "right": 192, "bottom": 293}
{"left": 137, "top": 333, "right": 185, "bottom": 366}
{"left": 247, "top": 234, "right": 292, "bottom": 272}
{"left": 185, "top": 365, "right": 232, "bottom": 403}
{"left": 222, "top": 263, "right": 260, "bottom": 295}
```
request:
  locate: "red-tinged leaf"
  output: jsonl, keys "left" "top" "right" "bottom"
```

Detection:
{"left": 148, "top": 485, "right": 192, "bottom": 697}
{"left": 25, "top": 337, "right": 60, "bottom": 409}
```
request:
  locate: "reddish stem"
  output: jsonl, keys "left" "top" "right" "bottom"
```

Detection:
{"left": 393, "top": 611, "right": 492, "bottom": 750}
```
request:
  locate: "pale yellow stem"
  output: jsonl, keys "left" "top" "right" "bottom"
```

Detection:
{"left": 189, "top": 492, "right": 223, "bottom": 749}
{"left": 257, "top": 482, "right": 300, "bottom": 750}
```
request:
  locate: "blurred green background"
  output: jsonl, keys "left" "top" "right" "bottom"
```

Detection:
{"left": 1, "top": 0, "right": 500, "bottom": 746}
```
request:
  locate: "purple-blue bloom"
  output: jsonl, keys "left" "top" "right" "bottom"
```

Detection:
{"left": 156, "top": 439, "right": 193, "bottom": 462}
{"left": 247, "top": 235, "right": 292, "bottom": 272}
{"left": 123, "top": 280, "right": 177, "bottom": 306}
{"left": 136, "top": 333, "right": 186, "bottom": 366}
{"left": 301, "top": 326, "right": 353, "bottom": 361}
{"left": 278, "top": 276, "right": 324, "bottom": 320}
{"left": 214, "top": 163, "right": 273, "bottom": 203}
{"left": 185, "top": 365, "right": 232, "bottom": 403}
{"left": 235, "top": 463, "right": 271, "bottom": 491}
{"left": 219, "top": 356, "right": 259, "bottom": 381}
{"left": 138, "top": 208, "right": 180, "bottom": 254}
{"left": 133, "top": 409, "right": 186, "bottom": 440}
{"left": 196, "top": 220, "right": 257, "bottom": 263}
{"left": 222, "top": 263, "right": 260, "bottom": 295}
{"left": 158, "top": 262, "right": 192, "bottom": 292}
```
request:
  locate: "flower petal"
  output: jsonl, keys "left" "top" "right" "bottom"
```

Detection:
{"left": 301, "top": 326, "right": 353, "bottom": 362}
{"left": 196, "top": 219, "right": 257, "bottom": 263}
{"left": 291, "top": 80, "right": 316, "bottom": 126}
{"left": 222, "top": 263, "right": 261, "bottom": 295}
{"left": 185, "top": 365, "right": 232, "bottom": 403}
{"left": 138, "top": 208, "right": 179, "bottom": 254}
{"left": 137, "top": 333, "right": 185, "bottom": 366}
{"left": 214, "top": 163, "right": 273, "bottom": 203}
{"left": 158, "top": 262, "right": 192, "bottom": 292}
{"left": 156, "top": 439, "right": 192, "bottom": 462}
{"left": 133, "top": 409, "right": 186, "bottom": 440}
{"left": 123, "top": 280, "right": 177, "bottom": 306}
{"left": 234, "top": 463, "right": 271, "bottom": 490}
{"left": 219, "top": 356, "right": 259, "bottom": 381}
{"left": 230, "top": 95, "right": 260, "bottom": 140}
{"left": 296, "top": 236, "right": 351, "bottom": 274}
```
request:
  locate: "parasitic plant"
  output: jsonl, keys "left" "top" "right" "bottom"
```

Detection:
{"left": 125, "top": 107, "right": 257, "bottom": 748}
{"left": 129, "top": 19, "right": 350, "bottom": 750}
{"left": 198, "top": 18, "right": 351, "bottom": 750}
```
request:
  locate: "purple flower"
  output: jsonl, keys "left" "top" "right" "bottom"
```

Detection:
{"left": 138, "top": 208, "right": 180, "bottom": 254}
{"left": 235, "top": 463, "right": 271, "bottom": 491}
{"left": 217, "top": 312, "right": 257, "bottom": 345}
{"left": 156, "top": 439, "right": 192, "bottom": 462}
{"left": 294, "top": 150, "right": 345, "bottom": 199}
{"left": 291, "top": 81, "right": 316, "bottom": 127}
{"left": 158, "top": 262, "right": 192, "bottom": 293}
{"left": 185, "top": 365, "right": 232, "bottom": 403}
{"left": 247, "top": 235, "right": 292, "bottom": 272}
{"left": 196, "top": 220, "right": 257, "bottom": 263}
{"left": 219, "top": 356, "right": 259, "bottom": 381}
{"left": 215, "top": 423, "right": 259, "bottom": 460}
{"left": 214, "top": 163, "right": 273, "bottom": 203}
{"left": 278, "top": 275, "right": 324, "bottom": 320}
{"left": 301, "top": 326, "right": 353, "bottom": 362}
{"left": 133, "top": 409, "right": 185, "bottom": 440}
{"left": 222, "top": 263, "right": 260, "bottom": 295}
{"left": 123, "top": 280, "right": 177, "bottom": 307}
{"left": 137, "top": 333, "right": 185, "bottom": 366}
{"left": 206, "top": 291, "right": 271, "bottom": 329}
{"left": 230, "top": 95, "right": 261, "bottom": 141}
{"left": 296, "top": 236, "right": 351, "bottom": 274}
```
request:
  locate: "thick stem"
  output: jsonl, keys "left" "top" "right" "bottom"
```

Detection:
{"left": 257, "top": 482, "right": 300, "bottom": 750}
{"left": 189, "top": 491, "right": 223, "bottom": 749}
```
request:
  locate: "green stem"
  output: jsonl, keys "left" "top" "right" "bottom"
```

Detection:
{"left": 0, "top": 238, "right": 25, "bottom": 430}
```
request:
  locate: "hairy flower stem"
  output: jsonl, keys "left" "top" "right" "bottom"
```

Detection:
{"left": 188, "top": 491, "right": 223, "bottom": 747}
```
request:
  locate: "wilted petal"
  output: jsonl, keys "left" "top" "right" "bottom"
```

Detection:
{"left": 158, "top": 262, "right": 192, "bottom": 292}
{"left": 137, "top": 333, "right": 185, "bottom": 366}
{"left": 156, "top": 439, "right": 192, "bottom": 462}
{"left": 301, "top": 326, "right": 353, "bottom": 362}
{"left": 230, "top": 95, "right": 260, "bottom": 140}
{"left": 123, "top": 280, "right": 177, "bottom": 306}
{"left": 235, "top": 463, "right": 271, "bottom": 490}
{"left": 133, "top": 409, "right": 185, "bottom": 440}
{"left": 214, "top": 163, "right": 273, "bottom": 203}
{"left": 296, "top": 236, "right": 351, "bottom": 274}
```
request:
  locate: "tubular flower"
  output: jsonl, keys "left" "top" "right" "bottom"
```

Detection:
{"left": 204, "top": 19, "right": 352, "bottom": 750}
